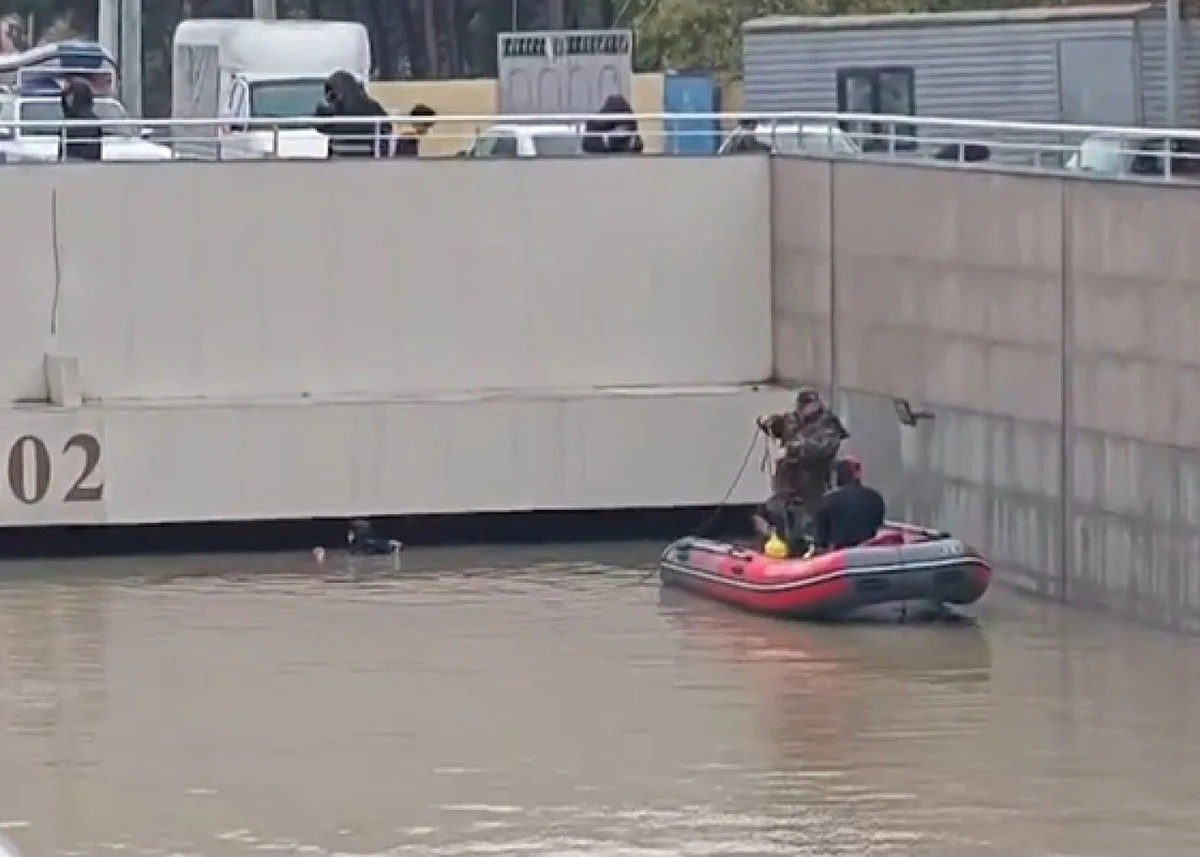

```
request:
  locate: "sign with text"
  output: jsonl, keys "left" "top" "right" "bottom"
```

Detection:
{"left": 0, "top": 410, "right": 107, "bottom": 525}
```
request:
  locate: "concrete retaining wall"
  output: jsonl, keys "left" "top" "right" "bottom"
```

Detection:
{"left": 1066, "top": 180, "right": 1200, "bottom": 629}
{"left": 4, "top": 157, "right": 773, "bottom": 402}
{"left": 0, "top": 388, "right": 784, "bottom": 527}
{"left": 770, "top": 157, "right": 1200, "bottom": 630}
{"left": 0, "top": 158, "right": 786, "bottom": 527}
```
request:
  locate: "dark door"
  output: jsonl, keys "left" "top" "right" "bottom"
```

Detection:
{"left": 836, "top": 66, "right": 917, "bottom": 152}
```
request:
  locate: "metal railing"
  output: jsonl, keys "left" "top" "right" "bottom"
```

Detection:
{"left": 3, "top": 110, "right": 1200, "bottom": 180}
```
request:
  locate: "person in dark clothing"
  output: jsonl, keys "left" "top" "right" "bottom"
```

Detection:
{"left": 60, "top": 77, "right": 102, "bottom": 162}
{"left": 393, "top": 102, "right": 436, "bottom": 158}
{"left": 314, "top": 70, "right": 392, "bottom": 158}
{"left": 813, "top": 456, "right": 887, "bottom": 551}
{"left": 346, "top": 519, "right": 401, "bottom": 556}
{"left": 723, "top": 118, "right": 771, "bottom": 155}
{"left": 753, "top": 387, "right": 850, "bottom": 545}
{"left": 581, "top": 93, "right": 644, "bottom": 155}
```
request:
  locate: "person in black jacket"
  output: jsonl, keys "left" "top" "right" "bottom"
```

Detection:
{"left": 60, "top": 77, "right": 102, "bottom": 162}
{"left": 813, "top": 455, "right": 887, "bottom": 551}
{"left": 393, "top": 103, "right": 436, "bottom": 158}
{"left": 346, "top": 519, "right": 401, "bottom": 556}
{"left": 314, "top": 70, "right": 392, "bottom": 158}
{"left": 581, "top": 93, "right": 643, "bottom": 155}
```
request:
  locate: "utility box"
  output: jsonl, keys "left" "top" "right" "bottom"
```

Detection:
{"left": 497, "top": 29, "right": 632, "bottom": 115}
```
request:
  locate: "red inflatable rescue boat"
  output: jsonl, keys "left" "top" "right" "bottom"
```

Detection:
{"left": 658, "top": 522, "right": 991, "bottom": 621}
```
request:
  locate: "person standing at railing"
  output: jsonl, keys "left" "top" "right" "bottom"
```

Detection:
{"left": 581, "top": 93, "right": 643, "bottom": 155}
{"left": 314, "top": 69, "right": 392, "bottom": 158}
{"left": 723, "top": 118, "right": 771, "bottom": 155}
{"left": 60, "top": 77, "right": 102, "bottom": 163}
{"left": 393, "top": 103, "right": 436, "bottom": 158}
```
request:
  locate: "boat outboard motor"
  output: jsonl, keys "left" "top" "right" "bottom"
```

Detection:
{"left": 346, "top": 518, "right": 401, "bottom": 556}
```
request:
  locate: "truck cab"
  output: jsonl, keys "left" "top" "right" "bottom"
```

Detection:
{"left": 213, "top": 71, "right": 329, "bottom": 160}
{"left": 172, "top": 19, "right": 372, "bottom": 161}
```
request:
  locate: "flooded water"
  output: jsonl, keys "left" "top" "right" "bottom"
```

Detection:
{"left": 0, "top": 542, "right": 1198, "bottom": 857}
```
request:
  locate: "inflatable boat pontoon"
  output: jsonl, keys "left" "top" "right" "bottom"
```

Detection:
{"left": 659, "top": 522, "right": 991, "bottom": 620}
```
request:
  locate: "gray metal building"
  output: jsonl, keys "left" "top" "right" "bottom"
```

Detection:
{"left": 742, "top": 4, "right": 1200, "bottom": 138}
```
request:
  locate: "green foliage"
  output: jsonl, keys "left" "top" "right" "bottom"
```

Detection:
{"left": 634, "top": 0, "right": 797, "bottom": 74}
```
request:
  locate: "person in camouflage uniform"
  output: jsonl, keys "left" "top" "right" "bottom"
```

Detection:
{"left": 752, "top": 387, "right": 850, "bottom": 548}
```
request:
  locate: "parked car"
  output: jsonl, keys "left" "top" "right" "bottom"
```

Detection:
{"left": 463, "top": 123, "right": 584, "bottom": 158}
{"left": 0, "top": 92, "right": 174, "bottom": 162}
{"left": 1066, "top": 132, "right": 1200, "bottom": 179}
{"left": 719, "top": 122, "right": 863, "bottom": 158}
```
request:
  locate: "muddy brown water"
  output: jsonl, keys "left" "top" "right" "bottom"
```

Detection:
{"left": 0, "top": 542, "right": 1198, "bottom": 857}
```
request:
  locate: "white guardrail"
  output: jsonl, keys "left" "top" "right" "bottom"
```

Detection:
{"left": 4, "top": 110, "right": 1200, "bottom": 179}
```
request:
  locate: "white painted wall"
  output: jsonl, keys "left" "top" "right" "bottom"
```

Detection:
{"left": 0, "top": 157, "right": 783, "bottom": 525}
{"left": 0, "top": 170, "right": 57, "bottom": 402}
{"left": 11, "top": 157, "right": 772, "bottom": 402}
{"left": 0, "top": 388, "right": 788, "bottom": 525}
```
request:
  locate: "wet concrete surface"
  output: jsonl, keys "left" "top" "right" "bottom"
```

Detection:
{"left": 0, "top": 542, "right": 1197, "bottom": 856}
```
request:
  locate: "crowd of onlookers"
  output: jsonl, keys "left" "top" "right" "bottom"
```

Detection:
{"left": 315, "top": 69, "right": 645, "bottom": 159}
{"left": 15, "top": 67, "right": 653, "bottom": 163}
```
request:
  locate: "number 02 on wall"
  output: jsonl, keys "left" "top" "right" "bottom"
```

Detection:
{"left": 7, "top": 433, "right": 104, "bottom": 505}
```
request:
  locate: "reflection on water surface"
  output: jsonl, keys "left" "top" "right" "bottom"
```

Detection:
{"left": 0, "top": 543, "right": 1197, "bottom": 856}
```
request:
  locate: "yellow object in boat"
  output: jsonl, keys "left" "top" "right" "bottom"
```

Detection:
{"left": 764, "top": 531, "right": 789, "bottom": 559}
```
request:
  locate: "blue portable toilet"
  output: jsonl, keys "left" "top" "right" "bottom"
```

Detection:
{"left": 662, "top": 71, "right": 720, "bottom": 155}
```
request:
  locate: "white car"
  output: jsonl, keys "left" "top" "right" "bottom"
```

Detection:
{"left": 465, "top": 122, "right": 584, "bottom": 158}
{"left": 1066, "top": 132, "right": 1200, "bottom": 179}
{"left": 719, "top": 122, "right": 863, "bottom": 158}
{"left": 0, "top": 94, "right": 174, "bottom": 162}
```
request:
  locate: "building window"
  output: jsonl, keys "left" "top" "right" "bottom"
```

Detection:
{"left": 835, "top": 66, "right": 917, "bottom": 152}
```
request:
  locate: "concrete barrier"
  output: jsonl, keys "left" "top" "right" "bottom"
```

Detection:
{"left": 1066, "top": 179, "right": 1200, "bottom": 628}
{"left": 0, "top": 157, "right": 783, "bottom": 528}
{"left": 0, "top": 387, "right": 785, "bottom": 526}
{"left": 0, "top": 169, "right": 57, "bottom": 402}
{"left": 44, "top": 157, "right": 772, "bottom": 400}
{"left": 769, "top": 158, "right": 832, "bottom": 389}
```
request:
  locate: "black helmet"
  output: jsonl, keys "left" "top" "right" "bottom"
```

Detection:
{"left": 348, "top": 519, "right": 374, "bottom": 544}
{"left": 795, "top": 386, "right": 822, "bottom": 410}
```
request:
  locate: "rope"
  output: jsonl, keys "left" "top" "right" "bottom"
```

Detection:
{"left": 691, "top": 427, "right": 765, "bottom": 539}
{"left": 634, "top": 427, "right": 765, "bottom": 585}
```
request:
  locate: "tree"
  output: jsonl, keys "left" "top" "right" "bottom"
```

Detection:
{"left": 633, "top": 0, "right": 794, "bottom": 75}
